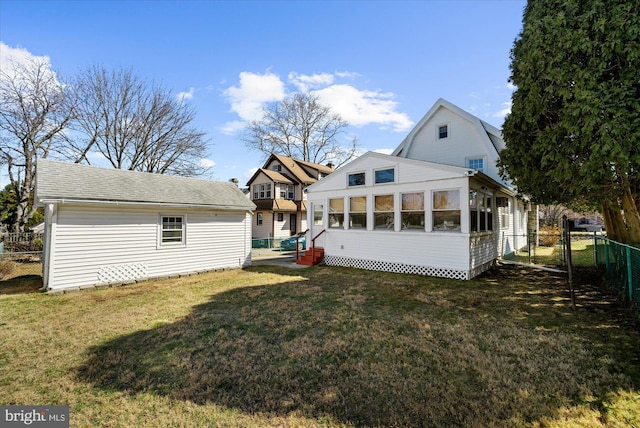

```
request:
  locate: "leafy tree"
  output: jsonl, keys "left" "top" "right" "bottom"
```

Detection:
{"left": 499, "top": 0, "right": 640, "bottom": 244}
{"left": 241, "top": 93, "right": 358, "bottom": 167}
{"left": 0, "top": 57, "right": 74, "bottom": 232}
{"left": 68, "top": 66, "right": 210, "bottom": 176}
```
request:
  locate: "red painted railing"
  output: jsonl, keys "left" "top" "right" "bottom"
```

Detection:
{"left": 310, "top": 229, "right": 326, "bottom": 263}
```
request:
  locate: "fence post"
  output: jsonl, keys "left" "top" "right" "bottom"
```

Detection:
{"left": 626, "top": 247, "right": 633, "bottom": 302}
{"left": 562, "top": 215, "right": 576, "bottom": 309}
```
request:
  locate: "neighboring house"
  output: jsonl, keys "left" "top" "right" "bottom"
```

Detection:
{"left": 35, "top": 159, "right": 256, "bottom": 293}
{"left": 246, "top": 154, "right": 334, "bottom": 241}
{"left": 304, "top": 98, "right": 533, "bottom": 280}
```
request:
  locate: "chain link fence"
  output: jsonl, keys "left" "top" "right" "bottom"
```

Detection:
{"left": 500, "top": 232, "right": 596, "bottom": 269}
{"left": 594, "top": 236, "right": 640, "bottom": 309}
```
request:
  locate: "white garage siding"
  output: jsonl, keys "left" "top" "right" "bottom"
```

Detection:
{"left": 46, "top": 204, "right": 251, "bottom": 291}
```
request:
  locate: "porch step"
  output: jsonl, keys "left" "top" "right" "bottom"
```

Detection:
{"left": 297, "top": 247, "right": 325, "bottom": 266}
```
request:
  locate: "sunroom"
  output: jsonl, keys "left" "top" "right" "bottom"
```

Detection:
{"left": 304, "top": 152, "right": 519, "bottom": 280}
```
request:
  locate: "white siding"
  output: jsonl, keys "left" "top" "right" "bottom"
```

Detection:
{"left": 324, "top": 229, "right": 469, "bottom": 271}
{"left": 46, "top": 204, "right": 251, "bottom": 291}
{"left": 252, "top": 211, "right": 274, "bottom": 238}
{"left": 273, "top": 215, "right": 290, "bottom": 240}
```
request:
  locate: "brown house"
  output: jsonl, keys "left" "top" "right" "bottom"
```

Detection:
{"left": 246, "top": 154, "right": 334, "bottom": 240}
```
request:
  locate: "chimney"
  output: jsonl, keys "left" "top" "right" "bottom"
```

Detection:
{"left": 229, "top": 178, "right": 239, "bottom": 187}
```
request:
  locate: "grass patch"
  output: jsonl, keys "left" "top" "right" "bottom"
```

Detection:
{"left": 1, "top": 265, "right": 639, "bottom": 427}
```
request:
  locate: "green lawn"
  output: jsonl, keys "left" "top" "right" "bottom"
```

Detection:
{"left": 1, "top": 264, "right": 639, "bottom": 427}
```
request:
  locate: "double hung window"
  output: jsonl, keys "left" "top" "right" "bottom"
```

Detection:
{"left": 374, "top": 195, "right": 394, "bottom": 230}
{"left": 433, "top": 190, "right": 461, "bottom": 231}
{"left": 401, "top": 192, "right": 424, "bottom": 230}
{"left": 161, "top": 216, "right": 184, "bottom": 244}
{"left": 329, "top": 198, "right": 344, "bottom": 228}
{"left": 349, "top": 196, "right": 367, "bottom": 229}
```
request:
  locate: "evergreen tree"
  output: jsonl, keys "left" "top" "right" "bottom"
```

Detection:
{"left": 499, "top": 0, "right": 640, "bottom": 243}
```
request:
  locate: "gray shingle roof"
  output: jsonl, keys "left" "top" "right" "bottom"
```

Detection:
{"left": 35, "top": 159, "right": 256, "bottom": 211}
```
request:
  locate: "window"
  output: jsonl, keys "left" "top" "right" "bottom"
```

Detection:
{"left": 253, "top": 183, "right": 272, "bottom": 199}
{"left": 467, "top": 158, "right": 484, "bottom": 172}
{"left": 349, "top": 196, "right": 367, "bottom": 229}
{"left": 348, "top": 172, "right": 365, "bottom": 187}
{"left": 438, "top": 124, "right": 448, "bottom": 139}
{"left": 374, "top": 195, "right": 394, "bottom": 230}
{"left": 470, "top": 191, "right": 493, "bottom": 233}
{"left": 401, "top": 192, "right": 424, "bottom": 230}
{"left": 272, "top": 164, "right": 281, "bottom": 171}
{"left": 433, "top": 190, "right": 461, "bottom": 231}
{"left": 161, "top": 216, "right": 184, "bottom": 244}
{"left": 279, "top": 184, "right": 294, "bottom": 199}
{"left": 314, "top": 204, "right": 324, "bottom": 226}
{"left": 329, "top": 198, "right": 344, "bottom": 228}
{"left": 257, "top": 213, "right": 263, "bottom": 225}
{"left": 277, "top": 213, "right": 284, "bottom": 222}
{"left": 374, "top": 168, "right": 395, "bottom": 184}
{"left": 470, "top": 191, "right": 478, "bottom": 233}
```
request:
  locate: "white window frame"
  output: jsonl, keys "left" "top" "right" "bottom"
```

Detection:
{"left": 432, "top": 189, "right": 461, "bottom": 232}
{"left": 401, "top": 192, "right": 425, "bottom": 231}
{"left": 349, "top": 196, "right": 367, "bottom": 229}
{"left": 437, "top": 123, "right": 450, "bottom": 140}
{"left": 466, "top": 157, "right": 486, "bottom": 173}
{"left": 374, "top": 194, "right": 395, "bottom": 230}
{"left": 158, "top": 214, "right": 186, "bottom": 247}
{"left": 374, "top": 167, "right": 396, "bottom": 185}
{"left": 347, "top": 171, "right": 366, "bottom": 187}
{"left": 329, "top": 197, "right": 345, "bottom": 229}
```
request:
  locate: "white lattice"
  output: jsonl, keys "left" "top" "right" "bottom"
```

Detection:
{"left": 98, "top": 263, "right": 148, "bottom": 283}
{"left": 323, "top": 255, "right": 469, "bottom": 280}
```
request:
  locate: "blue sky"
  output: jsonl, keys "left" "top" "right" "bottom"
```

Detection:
{"left": 1, "top": 0, "right": 526, "bottom": 184}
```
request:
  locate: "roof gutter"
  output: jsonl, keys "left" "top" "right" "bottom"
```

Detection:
{"left": 37, "top": 198, "right": 256, "bottom": 211}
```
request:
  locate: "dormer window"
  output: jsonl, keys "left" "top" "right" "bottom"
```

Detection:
{"left": 467, "top": 158, "right": 484, "bottom": 173}
{"left": 438, "top": 124, "right": 449, "bottom": 139}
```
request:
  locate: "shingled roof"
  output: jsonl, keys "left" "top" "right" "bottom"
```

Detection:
{"left": 35, "top": 159, "right": 256, "bottom": 211}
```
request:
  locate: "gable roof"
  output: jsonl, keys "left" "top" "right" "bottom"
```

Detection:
{"left": 245, "top": 154, "right": 335, "bottom": 187}
{"left": 391, "top": 98, "right": 505, "bottom": 157}
{"left": 257, "top": 169, "right": 295, "bottom": 184}
{"left": 35, "top": 159, "right": 256, "bottom": 211}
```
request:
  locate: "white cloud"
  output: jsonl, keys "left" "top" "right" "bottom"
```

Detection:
{"left": 222, "top": 69, "right": 413, "bottom": 135}
{"left": 199, "top": 158, "right": 216, "bottom": 168}
{"left": 314, "top": 84, "right": 413, "bottom": 132}
{"left": 219, "top": 120, "right": 246, "bottom": 136}
{"left": 507, "top": 82, "right": 517, "bottom": 90}
{"left": 0, "top": 42, "right": 57, "bottom": 83}
{"left": 177, "top": 87, "right": 195, "bottom": 102}
{"left": 288, "top": 72, "right": 334, "bottom": 92}
{"left": 492, "top": 101, "right": 512, "bottom": 119}
{"left": 223, "top": 71, "right": 286, "bottom": 121}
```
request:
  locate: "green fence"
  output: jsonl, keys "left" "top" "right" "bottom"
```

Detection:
{"left": 594, "top": 236, "right": 640, "bottom": 307}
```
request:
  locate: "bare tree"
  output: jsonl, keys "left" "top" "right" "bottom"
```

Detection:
{"left": 0, "top": 57, "right": 74, "bottom": 232}
{"left": 241, "top": 93, "right": 358, "bottom": 166}
{"left": 69, "top": 66, "right": 209, "bottom": 176}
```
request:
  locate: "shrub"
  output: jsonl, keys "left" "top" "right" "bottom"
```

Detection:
{"left": 539, "top": 225, "right": 561, "bottom": 247}
{"left": 0, "top": 259, "right": 17, "bottom": 279}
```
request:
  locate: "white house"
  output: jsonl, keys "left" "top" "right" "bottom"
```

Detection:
{"left": 35, "top": 159, "right": 256, "bottom": 292}
{"left": 303, "top": 99, "right": 533, "bottom": 279}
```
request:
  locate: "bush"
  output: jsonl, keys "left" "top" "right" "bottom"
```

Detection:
{"left": 539, "top": 225, "right": 561, "bottom": 247}
{"left": 0, "top": 259, "right": 17, "bottom": 279}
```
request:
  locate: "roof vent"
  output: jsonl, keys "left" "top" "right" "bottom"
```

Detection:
{"left": 229, "top": 178, "right": 239, "bottom": 187}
